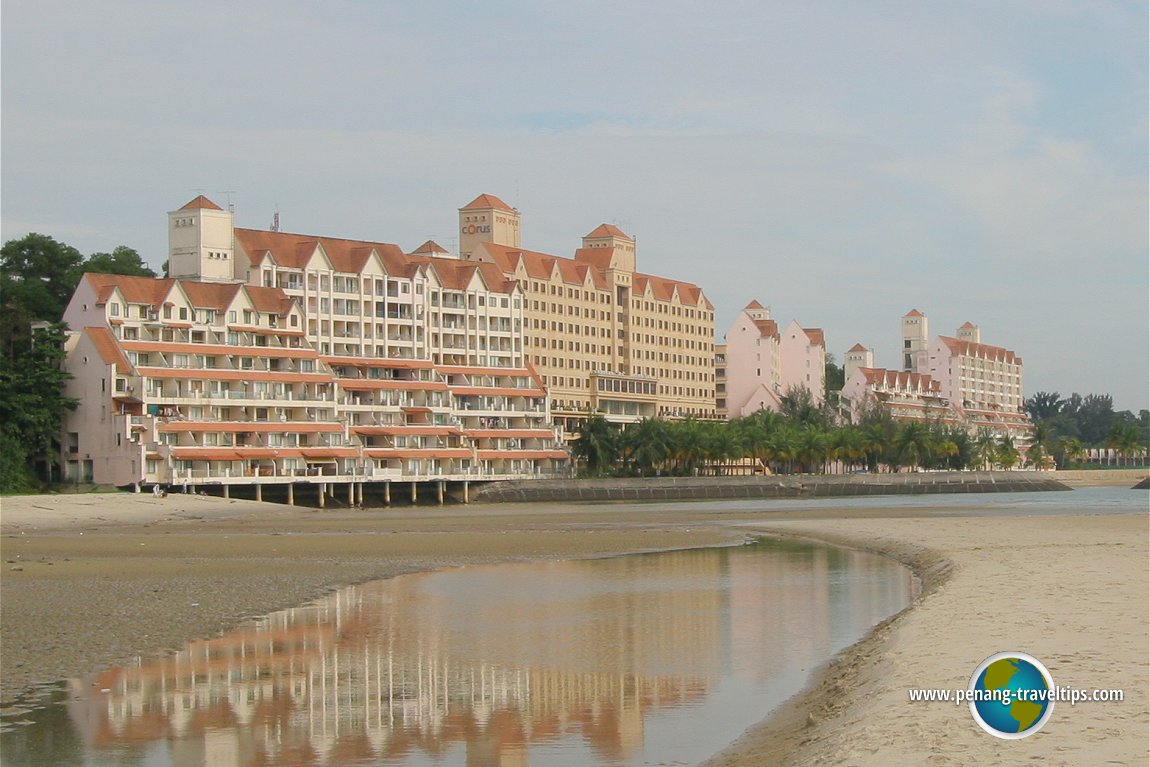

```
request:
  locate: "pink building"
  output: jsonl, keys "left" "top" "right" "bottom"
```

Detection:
{"left": 720, "top": 301, "right": 825, "bottom": 419}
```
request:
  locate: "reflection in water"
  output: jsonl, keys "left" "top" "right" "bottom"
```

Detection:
{"left": 3, "top": 541, "right": 912, "bottom": 767}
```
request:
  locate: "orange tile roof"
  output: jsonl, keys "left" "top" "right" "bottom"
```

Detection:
{"left": 85, "top": 327, "right": 132, "bottom": 373}
{"left": 937, "top": 336, "right": 1021, "bottom": 365}
{"left": 84, "top": 273, "right": 174, "bottom": 306}
{"left": 180, "top": 195, "right": 223, "bottom": 211}
{"left": 572, "top": 247, "right": 616, "bottom": 270}
{"left": 234, "top": 228, "right": 411, "bottom": 275}
{"left": 859, "top": 367, "right": 940, "bottom": 393}
{"left": 584, "top": 223, "right": 631, "bottom": 240}
{"left": 180, "top": 281, "right": 243, "bottom": 310}
{"left": 409, "top": 240, "right": 450, "bottom": 256}
{"left": 904, "top": 308, "right": 924, "bottom": 317}
{"left": 744, "top": 299, "right": 765, "bottom": 310}
{"left": 847, "top": 343, "right": 869, "bottom": 353}
{"left": 959, "top": 321, "right": 977, "bottom": 329}
{"left": 751, "top": 319, "right": 779, "bottom": 339}
{"left": 460, "top": 193, "right": 514, "bottom": 211}
{"left": 803, "top": 328, "right": 826, "bottom": 348}
{"left": 244, "top": 284, "right": 297, "bottom": 315}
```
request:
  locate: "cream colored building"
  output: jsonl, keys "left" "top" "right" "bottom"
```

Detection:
{"left": 459, "top": 194, "right": 716, "bottom": 431}
{"left": 843, "top": 312, "right": 1031, "bottom": 442}
{"left": 59, "top": 196, "right": 570, "bottom": 491}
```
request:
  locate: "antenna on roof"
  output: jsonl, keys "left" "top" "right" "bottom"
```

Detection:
{"left": 271, "top": 205, "right": 280, "bottom": 232}
{"left": 219, "top": 190, "right": 236, "bottom": 213}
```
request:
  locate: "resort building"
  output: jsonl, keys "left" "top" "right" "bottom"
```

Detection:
{"left": 842, "top": 311, "right": 1031, "bottom": 441}
{"left": 59, "top": 195, "right": 570, "bottom": 494}
{"left": 719, "top": 300, "right": 826, "bottom": 419}
{"left": 457, "top": 194, "right": 717, "bottom": 432}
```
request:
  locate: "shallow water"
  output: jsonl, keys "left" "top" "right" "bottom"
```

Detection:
{"left": 1, "top": 539, "right": 912, "bottom": 767}
{"left": 3, "top": 487, "right": 1142, "bottom": 766}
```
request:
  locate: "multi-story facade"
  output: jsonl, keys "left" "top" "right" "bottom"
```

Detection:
{"left": 842, "top": 311, "right": 1031, "bottom": 442}
{"left": 458, "top": 194, "right": 716, "bottom": 432}
{"left": 59, "top": 196, "right": 569, "bottom": 493}
{"left": 719, "top": 300, "right": 826, "bottom": 419}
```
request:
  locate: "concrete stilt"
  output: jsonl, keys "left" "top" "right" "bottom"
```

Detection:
{"left": 223, "top": 484, "right": 230, "bottom": 499}
{"left": 411, "top": 482, "right": 418, "bottom": 504}
{"left": 348, "top": 482, "right": 355, "bottom": 507}
{"left": 255, "top": 483, "right": 262, "bottom": 502}
{"left": 287, "top": 483, "right": 295, "bottom": 506}
{"left": 462, "top": 480, "right": 469, "bottom": 504}
{"left": 437, "top": 480, "right": 444, "bottom": 505}
{"left": 357, "top": 482, "right": 364, "bottom": 506}
{"left": 383, "top": 482, "right": 391, "bottom": 505}
{"left": 319, "top": 483, "right": 326, "bottom": 508}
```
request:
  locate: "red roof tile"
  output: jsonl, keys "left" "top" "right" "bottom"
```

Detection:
{"left": 937, "top": 336, "right": 1021, "bottom": 365}
{"left": 180, "top": 195, "right": 223, "bottom": 211}
{"left": 85, "top": 327, "right": 132, "bottom": 373}
{"left": 460, "top": 193, "right": 515, "bottom": 211}
{"left": 584, "top": 223, "right": 632, "bottom": 240}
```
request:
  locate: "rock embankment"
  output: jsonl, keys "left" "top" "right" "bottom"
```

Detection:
{"left": 471, "top": 471, "right": 1070, "bottom": 504}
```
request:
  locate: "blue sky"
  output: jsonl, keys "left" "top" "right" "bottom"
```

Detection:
{"left": 3, "top": 1, "right": 1146, "bottom": 410}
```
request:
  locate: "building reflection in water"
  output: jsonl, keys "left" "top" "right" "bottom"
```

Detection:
{"left": 55, "top": 541, "right": 912, "bottom": 767}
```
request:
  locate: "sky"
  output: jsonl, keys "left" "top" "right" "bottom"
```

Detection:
{"left": 3, "top": 1, "right": 1147, "bottom": 411}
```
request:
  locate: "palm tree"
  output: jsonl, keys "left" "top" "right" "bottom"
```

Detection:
{"left": 893, "top": 421, "right": 934, "bottom": 472}
{"left": 1056, "top": 436, "right": 1085, "bottom": 469}
{"left": 1105, "top": 421, "right": 1147, "bottom": 467}
{"left": 997, "top": 436, "right": 1020, "bottom": 470}
{"left": 833, "top": 426, "right": 865, "bottom": 473}
{"left": 622, "top": 418, "right": 670, "bottom": 476}
{"left": 572, "top": 414, "right": 619, "bottom": 476}
{"left": 768, "top": 425, "right": 800, "bottom": 474}
{"left": 795, "top": 426, "right": 829, "bottom": 474}
{"left": 1026, "top": 421, "right": 1053, "bottom": 470}
{"left": 971, "top": 429, "right": 998, "bottom": 470}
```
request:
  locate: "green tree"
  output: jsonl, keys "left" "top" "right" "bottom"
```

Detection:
{"left": 1026, "top": 421, "right": 1053, "bottom": 469}
{"left": 996, "top": 436, "right": 1021, "bottom": 470}
{"left": 892, "top": 421, "right": 934, "bottom": 471}
{"left": 1055, "top": 436, "right": 1085, "bottom": 468}
{"left": 1024, "top": 391, "right": 1063, "bottom": 422}
{"left": 1105, "top": 421, "right": 1147, "bottom": 466}
{"left": 0, "top": 323, "right": 78, "bottom": 491}
{"left": 81, "top": 245, "right": 157, "bottom": 277}
{"left": 970, "top": 429, "right": 998, "bottom": 470}
{"left": 622, "top": 418, "right": 670, "bottom": 476}
{"left": 1, "top": 234, "right": 84, "bottom": 359}
{"left": 571, "top": 414, "right": 620, "bottom": 477}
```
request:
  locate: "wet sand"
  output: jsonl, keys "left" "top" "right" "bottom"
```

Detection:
{"left": 1, "top": 482, "right": 1147, "bottom": 765}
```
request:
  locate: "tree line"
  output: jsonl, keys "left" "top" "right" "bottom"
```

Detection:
{"left": 1024, "top": 391, "right": 1149, "bottom": 468}
{"left": 572, "top": 397, "right": 1031, "bottom": 478}
{"left": 1, "top": 234, "right": 155, "bottom": 492}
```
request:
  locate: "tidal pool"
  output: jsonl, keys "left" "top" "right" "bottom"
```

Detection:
{"left": 2, "top": 538, "right": 913, "bottom": 766}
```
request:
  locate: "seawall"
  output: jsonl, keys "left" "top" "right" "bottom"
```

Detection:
{"left": 470, "top": 471, "right": 1070, "bottom": 504}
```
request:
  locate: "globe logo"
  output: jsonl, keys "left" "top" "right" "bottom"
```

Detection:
{"left": 968, "top": 652, "right": 1055, "bottom": 739}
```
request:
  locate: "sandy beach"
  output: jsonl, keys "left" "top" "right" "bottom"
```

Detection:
{"left": 1, "top": 475, "right": 1147, "bottom": 765}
